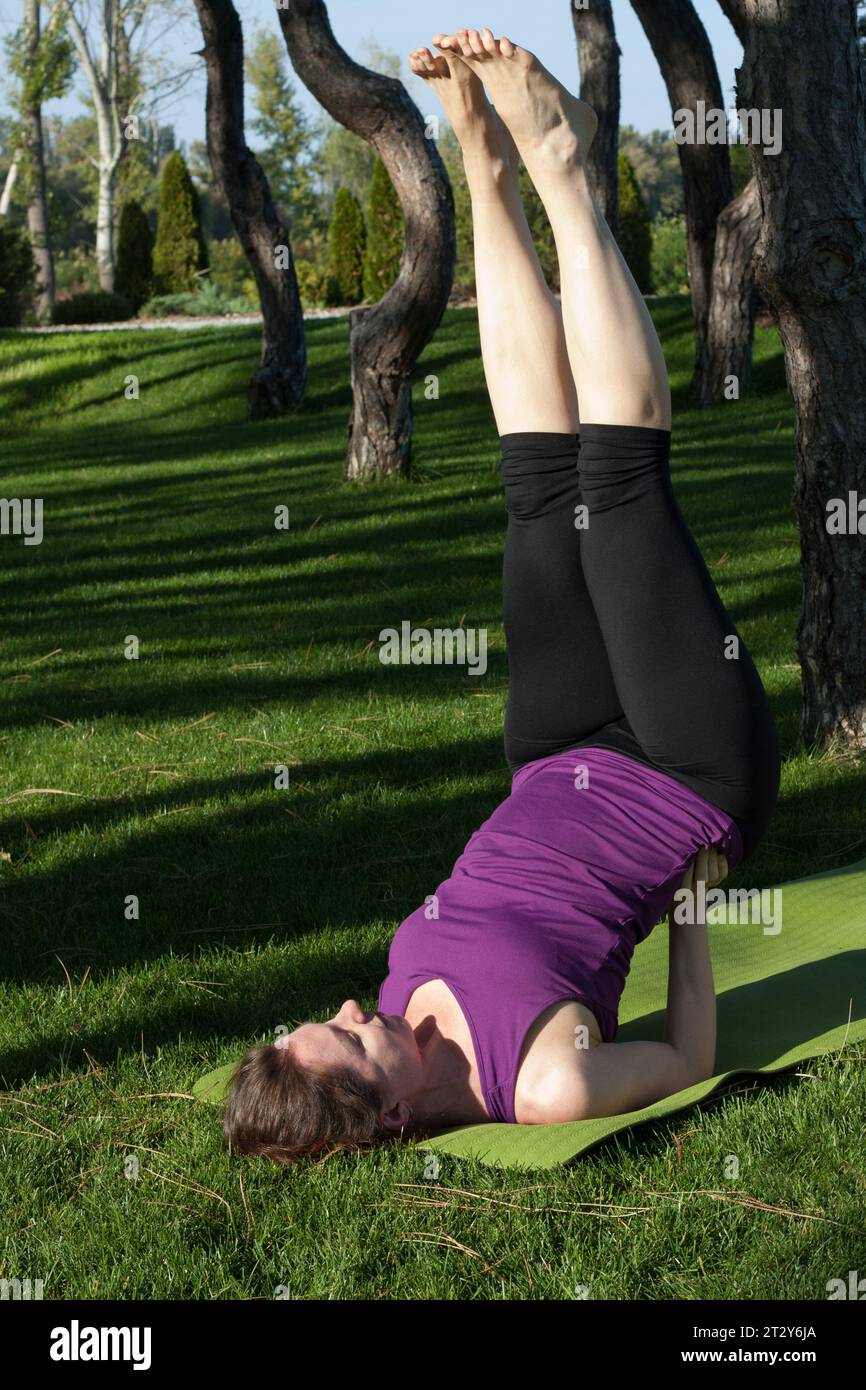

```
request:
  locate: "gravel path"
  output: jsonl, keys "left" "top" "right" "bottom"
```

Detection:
{"left": 19, "top": 308, "right": 351, "bottom": 334}
{"left": 18, "top": 301, "right": 478, "bottom": 334}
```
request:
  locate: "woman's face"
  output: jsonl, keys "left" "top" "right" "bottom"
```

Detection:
{"left": 280, "top": 1000, "right": 425, "bottom": 1112}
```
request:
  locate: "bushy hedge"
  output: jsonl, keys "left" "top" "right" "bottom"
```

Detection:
{"left": 51, "top": 291, "right": 134, "bottom": 325}
{"left": 362, "top": 158, "right": 404, "bottom": 301}
{"left": 327, "top": 187, "right": 366, "bottom": 305}
{"left": 294, "top": 260, "right": 339, "bottom": 309}
{"left": 208, "top": 238, "right": 258, "bottom": 306}
{"left": 651, "top": 215, "right": 690, "bottom": 296}
{"left": 152, "top": 151, "right": 208, "bottom": 294}
{"left": 115, "top": 201, "right": 154, "bottom": 311}
{"left": 0, "top": 222, "right": 37, "bottom": 327}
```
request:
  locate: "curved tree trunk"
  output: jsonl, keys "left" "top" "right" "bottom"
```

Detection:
{"left": 277, "top": 0, "right": 455, "bottom": 479}
{"left": 25, "top": 0, "right": 55, "bottom": 319}
{"left": 630, "top": 0, "right": 734, "bottom": 401}
{"left": 571, "top": 0, "right": 621, "bottom": 238}
{"left": 699, "top": 174, "right": 760, "bottom": 404}
{"left": 716, "top": 0, "right": 750, "bottom": 43}
{"left": 739, "top": 0, "right": 866, "bottom": 750}
{"left": 194, "top": 0, "right": 306, "bottom": 416}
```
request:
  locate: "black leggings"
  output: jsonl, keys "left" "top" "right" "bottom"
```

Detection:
{"left": 500, "top": 425, "right": 780, "bottom": 861}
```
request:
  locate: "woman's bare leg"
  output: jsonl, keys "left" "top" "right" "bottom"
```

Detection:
{"left": 436, "top": 28, "right": 671, "bottom": 430}
{"left": 409, "top": 43, "right": 579, "bottom": 435}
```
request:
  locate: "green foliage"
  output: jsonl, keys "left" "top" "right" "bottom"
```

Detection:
{"left": 53, "top": 246, "right": 100, "bottom": 297}
{"left": 294, "top": 259, "right": 339, "bottom": 310}
{"left": 327, "top": 187, "right": 366, "bottom": 305}
{"left": 207, "top": 238, "right": 258, "bottom": 307}
{"left": 114, "top": 200, "right": 153, "bottom": 311}
{"left": 139, "top": 283, "right": 254, "bottom": 318}
{"left": 3, "top": 8, "right": 75, "bottom": 205}
{"left": 438, "top": 127, "right": 475, "bottom": 296}
{"left": 0, "top": 221, "right": 37, "bottom": 326}
{"left": 317, "top": 121, "right": 377, "bottom": 223}
{"left": 618, "top": 152, "right": 653, "bottom": 293}
{"left": 51, "top": 290, "right": 133, "bottom": 325}
{"left": 187, "top": 140, "right": 233, "bottom": 241}
{"left": 619, "top": 125, "right": 683, "bottom": 219}
{"left": 5, "top": 11, "right": 74, "bottom": 106}
{"left": 246, "top": 28, "right": 322, "bottom": 239}
{"left": 152, "top": 151, "right": 208, "bottom": 294}
{"left": 362, "top": 158, "right": 404, "bottom": 301}
{"left": 116, "top": 139, "right": 157, "bottom": 218}
{"left": 651, "top": 215, "right": 690, "bottom": 296}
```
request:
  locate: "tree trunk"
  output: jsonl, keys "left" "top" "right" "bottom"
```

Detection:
{"left": 571, "top": 0, "right": 621, "bottom": 238}
{"left": 94, "top": 151, "right": 116, "bottom": 291}
{"left": 629, "top": 0, "right": 734, "bottom": 400}
{"left": 739, "top": 0, "right": 866, "bottom": 750}
{"left": 25, "top": 0, "right": 56, "bottom": 317}
{"left": 0, "top": 153, "right": 20, "bottom": 218}
{"left": 277, "top": 0, "right": 455, "bottom": 479}
{"left": 63, "top": 2, "right": 123, "bottom": 292}
{"left": 698, "top": 175, "right": 760, "bottom": 404}
{"left": 193, "top": 0, "right": 306, "bottom": 416}
{"left": 716, "top": 0, "right": 750, "bottom": 43}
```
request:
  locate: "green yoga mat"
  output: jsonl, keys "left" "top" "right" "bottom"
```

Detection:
{"left": 193, "top": 855, "right": 866, "bottom": 1170}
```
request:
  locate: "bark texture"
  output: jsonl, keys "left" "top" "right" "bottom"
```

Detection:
{"left": 571, "top": 0, "right": 621, "bottom": 237}
{"left": 25, "top": 0, "right": 55, "bottom": 317}
{"left": 277, "top": 0, "right": 455, "bottom": 479}
{"left": 194, "top": 0, "right": 306, "bottom": 416}
{"left": 739, "top": 0, "right": 866, "bottom": 749}
{"left": 700, "top": 174, "right": 760, "bottom": 403}
{"left": 716, "top": 0, "right": 750, "bottom": 42}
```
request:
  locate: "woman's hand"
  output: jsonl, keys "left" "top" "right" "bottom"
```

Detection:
{"left": 679, "top": 844, "right": 729, "bottom": 895}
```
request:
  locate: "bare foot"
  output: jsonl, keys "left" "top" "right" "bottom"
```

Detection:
{"left": 409, "top": 42, "right": 519, "bottom": 179}
{"left": 433, "top": 28, "right": 597, "bottom": 168}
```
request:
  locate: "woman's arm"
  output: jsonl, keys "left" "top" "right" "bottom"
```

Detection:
{"left": 663, "top": 846, "right": 725, "bottom": 1080}
{"left": 532, "top": 846, "right": 728, "bottom": 1123}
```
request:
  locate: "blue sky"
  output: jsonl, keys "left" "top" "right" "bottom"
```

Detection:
{"left": 0, "top": 1, "right": 744, "bottom": 145}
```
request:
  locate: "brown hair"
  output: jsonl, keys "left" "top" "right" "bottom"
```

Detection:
{"left": 222, "top": 1041, "right": 390, "bottom": 1165}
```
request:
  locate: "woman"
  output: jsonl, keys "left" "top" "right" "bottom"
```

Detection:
{"left": 223, "top": 30, "right": 780, "bottom": 1163}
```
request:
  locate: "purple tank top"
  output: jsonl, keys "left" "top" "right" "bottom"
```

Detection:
{"left": 378, "top": 747, "right": 742, "bottom": 1123}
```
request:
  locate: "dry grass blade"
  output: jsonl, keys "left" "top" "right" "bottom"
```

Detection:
{"left": 3, "top": 788, "right": 84, "bottom": 803}
{"left": 646, "top": 1187, "right": 861, "bottom": 1231}
{"left": 398, "top": 1230, "right": 484, "bottom": 1259}
{"left": 55, "top": 955, "right": 74, "bottom": 1006}
{"left": 180, "top": 713, "right": 217, "bottom": 731}
{"left": 394, "top": 1183, "right": 648, "bottom": 1216}
{"left": 140, "top": 1165, "right": 234, "bottom": 1221}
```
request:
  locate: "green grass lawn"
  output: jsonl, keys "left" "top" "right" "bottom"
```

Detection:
{"left": 0, "top": 300, "right": 864, "bottom": 1300}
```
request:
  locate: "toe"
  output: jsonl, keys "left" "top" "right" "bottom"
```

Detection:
{"left": 479, "top": 27, "right": 498, "bottom": 56}
{"left": 466, "top": 28, "right": 486, "bottom": 57}
{"left": 500, "top": 35, "right": 516, "bottom": 58}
